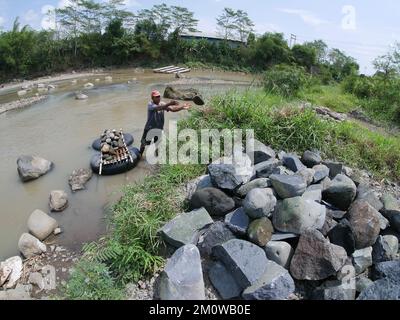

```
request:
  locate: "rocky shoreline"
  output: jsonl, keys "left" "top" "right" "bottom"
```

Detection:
{"left": 151, "top": 148, "right": 400, "bottom": 300}
{"left": 0, "top": 96, "right": 49, "bottom": 115}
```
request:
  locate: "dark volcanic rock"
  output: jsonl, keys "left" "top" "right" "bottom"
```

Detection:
{"left": 190, "top": 188, "right": 235, "bottom": 217}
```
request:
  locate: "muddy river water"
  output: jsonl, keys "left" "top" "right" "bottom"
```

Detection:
{"left": 0, "top": 69, "right": 255, "bottom": 260}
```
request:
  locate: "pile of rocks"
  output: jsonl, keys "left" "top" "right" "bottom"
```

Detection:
{"left": 99, "top": 129, "right": 125, "bottom": 161}
{"left": 157, "top": 148, "right": 400, "bottom": 300}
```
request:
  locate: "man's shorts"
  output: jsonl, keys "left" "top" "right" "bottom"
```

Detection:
{"left": 140, "top": 128, "right": 163, "bottom": 146}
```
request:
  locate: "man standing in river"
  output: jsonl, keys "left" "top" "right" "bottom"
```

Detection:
{"left": 139, "top": 90, "right": 190, "bottom": 156}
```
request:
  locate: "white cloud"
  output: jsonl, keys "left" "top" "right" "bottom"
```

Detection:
{"left": 41, "top": 5, "right": 56, "bottom": 30}
{"left": 23, "top": 9, "right": 40, "bottom": 25}
{"left": 278, "top": 8, "right": 329, "bottom": 27}
{"left": 255, "top": 23, "right": 281, "bottom": 35}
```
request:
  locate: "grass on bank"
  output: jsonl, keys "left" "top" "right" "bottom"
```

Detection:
{"left": 63, "top": 87, "right": 400, "bottom": 299}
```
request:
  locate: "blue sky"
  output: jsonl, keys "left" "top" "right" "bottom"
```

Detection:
{"left": 0, "top": 0, "right": 399, "bottom": 74}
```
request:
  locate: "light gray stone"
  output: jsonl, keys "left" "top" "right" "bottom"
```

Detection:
{"left": 312, "top": 280, "right": 356, "bottom": 300}
{"left": 159, "top": 244, "right": 205, "bottom": 300}
{"left": 243, "top": 188, "right": 276, "bottom": 219}
{"left": 208, "top": 155, "right": 255, "bottom": 190}
{"left": 255, "top": 159, "right": 281, "bottom": 178}
{"left": 356, "top": 184, "right": 383, "bottom": 211}
{"left": 0, "top": 256, "right": 22, "bottom": 289}
{"left": 264, "top": 241, "right": 294, "bottom": 269}
{"left": 49, "top": 190, "right": 68, "bottom": 212}
{"left": 17, "top": 155, "right": 53, "bottom": 182}
{"left": 236, "top": 178, "right": 272, "bottom": 197}
{"left": 322, "top": 174, "right": 357, "bottom": 211}
{"left": 68, "top": 168, "right": 92, "bottom": 192}
{"left": 27, "top": 209, "right": 58, "bottom": 240}
{"left": 270, "top": 174, "right": 307, "bottom": 199}
{"left": 302, "top": 185, "right": 322, "bottom": 202}
{"left": 357, "top": 278, "right": 400, "bottom": 300}
{"left": 242, "top": 260, "right": 295, "bottom": 300}
{"left": 159, "top": 208, "right": 213, "bottom": 248}
{"left": 224, "top": 208, "right": 249, "bottom": 236}
{"left": 313, "top": 164, "right": 330, "bottom": 183}
{"left": 0, "top": 284, "right": 32, "bottom": 300}
{"left": 352, "top": 247, "right": 373, "bottom": 275}
{"left": 273, "top": 197, "right": 326, "bottom": 235}
{"left": 295, "top": 168, "right": 315, "bottom": 186}
{"left": 212, "top": 239, "right": 268, "bottom": 289}
{"left": 356, "top": 276, "right": 374, "bottom": 293}
{"left": 18, "top": 233, "right": 46, "bottom": 258}
{"left": 372, "top": 235, "right": 399, "bottom": 264}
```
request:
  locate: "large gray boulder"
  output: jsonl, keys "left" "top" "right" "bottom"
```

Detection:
{"left": 273, "top": 197, "right": 326, "bottom": 234}
{"left": 212, "top": 239, "right": 268, "bottom": 289}
{"left": 197, "top": 222, "right": 236, "bottom": 256}
{"left": 243, "top": 188, "right": 276, "bottom": 219}
{"left": 242, "top": 260, "right": 295, "bottom": 300}
{"left": 282, "top": 153, "right": 306, "bottom": 172}
{"left": 208, "top": 155, "right": 254, "bottom": 190}
{"left": 372, "top": 235, "right": 399, "bottom": 263}
{"left": 312, "top": 280, "right": 356, "bottom": 300}
{"left": 159, "top": 244, "right": 205, "bottom": 300}
{"left": 322, "top": 174, "right": 357, "bottom": 210}
{"left": 224, "top": 208, "right": 249, "bottom": 236}
{"left": 302, "top": 150, "right": 322, "bottom": 168}
{"left": 356, "top": 184, "right": 383, "bottom": 211}
{"left": 269, "top": 174, "right": 307, "bottom": 199}
{"left": 290, "top": 229, "right": 347, "bottom": 280}
{"left": 323, "top": 161, "right": 343, "bottom": 178}
{"left": 49, "top": 190, "right": 68, "bottom": 212}
{"left": 17, "top": 155, "right": 53, "bottom": 182}
{"left": 27, "top": 209, "right": 58, "bottom": 241}
{"left": 352, "top": 247, "right": 373, "bottom": 275}
{"left": 255, "top": 159, "right": 281, "bottom": 178}
{"left": 295, "top": 168, "right": 315, "bottom": 186}
{"left": 190, "top": 188, "right": 235, "bottom": 217}
{"left": 159, "top": 207, "right": 213, "bottom": 248}
{"left": 264, "top": 241, "right": 294, "bottom": 269}
{"left": 357, "top": 278, "right": 400, "bottom": 300}
{"left": 18, "top": 233, "right": 46, "bottom": 258}
{"left": 208, "top": 262, "right": 241, "bottom": 300}
{"left": 347, "top": 200, "right": 381, "bottom": 249}
{"left": 235, "top": 178, "right": 271, "bottom": 197}
{"left": 68, "top": 168, "right": 92, "bottom": 192}
{"left": 247, "top": 217, "right": 274, "bottom": 247}
{"left": 372, "top": 260, "right": 400, "bottom": 283}
{"left": 327, "top": 220, "right": 356, "bottom": 256}
{"left": 313, "top": 164, "right": 330, "bottom": 183}
{"left": 381, "top": 193, "right": 400, "bottom": 219}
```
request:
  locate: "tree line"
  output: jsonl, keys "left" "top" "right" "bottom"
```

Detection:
{"left": 0, "top": 0, "right": 359, "bottom": 82}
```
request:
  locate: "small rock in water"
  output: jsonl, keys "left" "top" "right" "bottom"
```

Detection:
{"left": 49, "top": 190, "right": 68, "bottom": 212}
{"left": 27, "top": 209, "right": 58, "bottom": 241}
{"left": 68, "top": 168, "right": 93, "bottom": 192}
{"left": 53, "top": 228, "right": 62, "bottom": 235}
{"left": 17, "top": 155, "right": 53, "bottom": 182}
{"left": 75, "top": 93, "right": 88, "bottom": 100}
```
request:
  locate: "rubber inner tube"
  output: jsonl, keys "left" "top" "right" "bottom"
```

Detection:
{"left": 90, "top": 147, "right": 140, "bottom": 175}
{"left": 193, "top": 95, "right": 205, "bottom": 106}
{"left": 92, "top": 133, "right": 134, "bottom": 151}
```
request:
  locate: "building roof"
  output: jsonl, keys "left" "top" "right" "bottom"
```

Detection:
{"left": 181, "top": 31, "right": 245, "bottom": 43}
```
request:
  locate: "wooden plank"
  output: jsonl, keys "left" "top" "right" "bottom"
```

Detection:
{"left": 166, "top": 68, "right": 191, "bottom": 74}
{"left": 157, "top": 66, "right": 180, "bottom": 73}
{"left": 153, "top": 65, "right": 175, "bottom": 72}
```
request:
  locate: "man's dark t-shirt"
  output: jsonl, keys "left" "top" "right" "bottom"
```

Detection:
{"left": 144, "top": 101, "right": 167, "bottom": 130}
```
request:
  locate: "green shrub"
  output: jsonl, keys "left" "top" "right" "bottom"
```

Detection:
{"left": 264, "top": 64, "right": 311, "bottom": 97}
{"left": 63, "top": 259, "right": 124, "bottom": 300}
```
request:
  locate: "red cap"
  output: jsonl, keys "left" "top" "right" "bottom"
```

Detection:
{"left": 151, "top": 90, "right": 161, "bottom": 97}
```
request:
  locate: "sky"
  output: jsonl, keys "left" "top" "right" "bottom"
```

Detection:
{"left": 0, "top": 0, "right": 399, "bottom": 74}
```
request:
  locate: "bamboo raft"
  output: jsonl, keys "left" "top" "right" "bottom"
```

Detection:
{"left": 99, "top": 130, "right": 134, "bottom": 175}
{"left": 153, "top": 65, "right": 191, "bottom": 74}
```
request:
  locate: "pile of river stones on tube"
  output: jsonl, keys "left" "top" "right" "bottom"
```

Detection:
{"left": 156, "top": 147, "right": 400, "bottom": 300}
{"left": 99, "top": 129, "right": 125, "bottom": 161}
